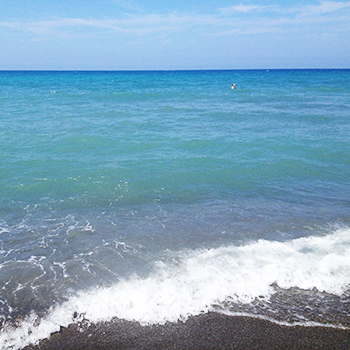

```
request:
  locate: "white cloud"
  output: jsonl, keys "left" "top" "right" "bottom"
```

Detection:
{"left": 219, "top": 4, "right": 262, "bottom": 14}
{"left": 112, "top": 0, "right": 143, "bottom": 12}
{"left": 298, "top": 1, "right": 350, "bottom": 17}
{"left": 0, "top": 1, "right": 349, "bottom": 39}
{"left": 217, "top": 1, "right": 350, "bottom": 35}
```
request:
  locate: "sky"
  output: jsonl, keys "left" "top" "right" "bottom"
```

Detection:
{"left": 0, "top": 0, "right": 349, "bottom": 70}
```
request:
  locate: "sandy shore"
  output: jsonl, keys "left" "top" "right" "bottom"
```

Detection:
{"left": 23, "top": 313, "right": 349, "bottom": 350}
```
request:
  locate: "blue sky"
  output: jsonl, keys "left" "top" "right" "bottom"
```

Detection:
{"left": 0, "top": 0, "right": 349, "bottom": 70}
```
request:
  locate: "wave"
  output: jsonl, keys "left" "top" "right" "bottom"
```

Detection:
{"left": 1, "top": 227, "right": 349, "bottom": 349}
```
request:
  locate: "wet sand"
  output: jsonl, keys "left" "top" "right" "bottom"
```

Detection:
{"left": 23, "top": 313, "right": 349, "bottom": 350}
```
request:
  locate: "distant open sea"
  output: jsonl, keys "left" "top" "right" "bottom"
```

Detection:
{"left": 0, "top": 70, "right": 349, "bottom": 349}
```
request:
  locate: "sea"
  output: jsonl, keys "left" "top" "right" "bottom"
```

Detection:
{"left": 0, "top": 69, "right": 349, "bottom": 349}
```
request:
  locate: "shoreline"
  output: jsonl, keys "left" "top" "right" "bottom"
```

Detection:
{"left": 23, "top": 313, "right": 350, "bottom": 350}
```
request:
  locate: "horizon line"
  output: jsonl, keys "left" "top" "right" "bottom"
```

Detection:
{"left": 1, "top": 68, "right": 349, "bottom": 72}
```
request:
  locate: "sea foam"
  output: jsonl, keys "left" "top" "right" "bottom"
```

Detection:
{"left": 1, "top": 228, "right": 349, "bottom": 349}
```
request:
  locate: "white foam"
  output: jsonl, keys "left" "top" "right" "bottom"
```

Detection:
{"left": 1, "top": 228, "right": 349, "bottom": 349}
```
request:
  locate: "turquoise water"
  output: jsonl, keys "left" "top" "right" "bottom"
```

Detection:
{"left": 1, "top": 70, "right": 349, "bottom": 211}
{"left": 0, "top": 70, "right": 350, "bottom": 348}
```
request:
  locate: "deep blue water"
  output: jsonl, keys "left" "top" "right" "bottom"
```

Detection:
{"left": 0, "top": 70, "right": 349, "bottom": 348}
